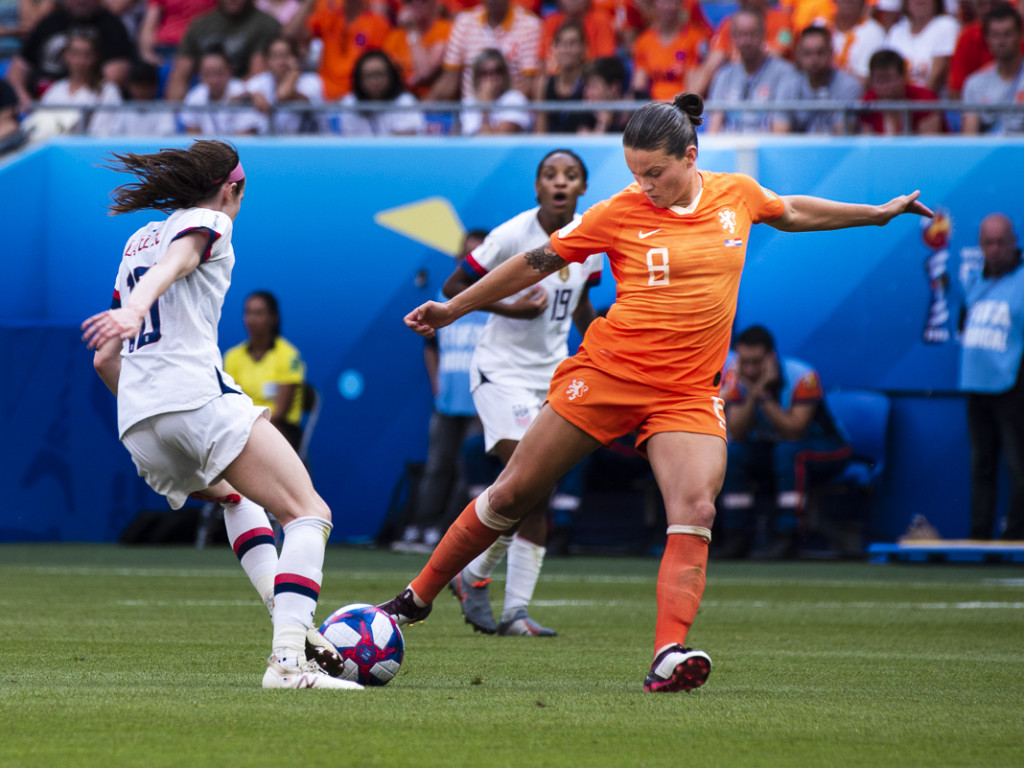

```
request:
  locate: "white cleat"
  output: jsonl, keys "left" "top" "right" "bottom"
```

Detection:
{"left": 262, "top": 655, "right": 364, "bottom": 690}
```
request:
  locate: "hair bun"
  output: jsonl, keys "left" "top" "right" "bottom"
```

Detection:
{"left": 673, "top": 92, "right": 704, "bottom": 127}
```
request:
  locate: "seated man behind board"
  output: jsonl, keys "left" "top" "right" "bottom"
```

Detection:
{"left": 718, "top": 325, "right": 852, "bottom": 559}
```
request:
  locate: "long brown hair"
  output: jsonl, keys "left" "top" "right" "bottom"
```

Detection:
{"left": 106, "top": 140, "right": 243, "bottom": 215}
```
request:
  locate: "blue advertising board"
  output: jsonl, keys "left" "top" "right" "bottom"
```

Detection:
{"left": 1, "top": 136, "right": 1018, "bottom": 543}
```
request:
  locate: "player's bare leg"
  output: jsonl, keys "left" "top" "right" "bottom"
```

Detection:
{"left": 641, "top": 431, "right": 725, "bottom": 692}
{"left": 452, "top": 439, "right": 556, "bottom": 636}
{"left": 219, "top": 417, "right": 360, "bottom": 689}
{"left": 383, "top": 405, "right": 601, "bottom": 624}
{"left": 196, "top": 480, "right": 278, "bottom": 614}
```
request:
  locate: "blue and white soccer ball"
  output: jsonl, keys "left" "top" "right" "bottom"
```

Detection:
{"left": 318, "top": 603, "right": 404, "bottom": 686}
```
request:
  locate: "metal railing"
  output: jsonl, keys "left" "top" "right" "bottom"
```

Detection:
{"left": 18, "top": 98, "right": 1024, "bottom": 137}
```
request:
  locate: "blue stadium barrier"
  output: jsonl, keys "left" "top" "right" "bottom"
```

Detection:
{"left": 0, "top": 135, "right": 1018, "bottom": 544}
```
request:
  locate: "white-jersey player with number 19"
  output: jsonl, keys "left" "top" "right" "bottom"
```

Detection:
{"left": 82, "top": 140, "right": 359, "bottom": 691}
{"left": 447, "top": 149, "right": 603, "bottom": 637}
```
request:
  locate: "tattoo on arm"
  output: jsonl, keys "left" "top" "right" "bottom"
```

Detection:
{"left": 523, "top": 245, "right": 568, "bottom": 274}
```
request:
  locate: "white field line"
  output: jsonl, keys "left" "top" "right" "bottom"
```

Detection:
{"left": 532, "top": 599, "right": 1024, "bottom": 611}
{"left": 544, "top": 574, "right": 1024, "bottom": 591}
{"left": 115, "top": 600, "right": 262, "bottom": 607}
{"left": 5, "top": 566, "right": 1024, "bottom": 593}
{"left": 1, "top": 566, "right": 418, "bottom": 580}
{"left": 84, "top": 598, "right": 1024, "bottom": 611}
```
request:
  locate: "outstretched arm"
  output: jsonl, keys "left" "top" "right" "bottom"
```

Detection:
{"left": 768, "top": 191, "right": 933, "bottom": 233}
{"left": 443, "top": 262, "right": 549, "bottom": 319}
{"left": 82, "top": 231, "right": 207, "bottom": 350}
{"left": 405, "top": 245, "right": 568, "bottom": 337}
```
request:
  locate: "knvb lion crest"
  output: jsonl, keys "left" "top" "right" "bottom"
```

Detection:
{"left": 566, "top": 378, "right": 588, "bottom": 401}
{"left": 718, "top": 208, "right": 737, "bottom": 234}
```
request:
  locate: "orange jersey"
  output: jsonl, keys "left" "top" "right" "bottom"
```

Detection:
{"left": 632, "top": 25, "right": 707, "bottom": 102}
{"left": 780, "top": 0, "right": 836, "bottom": 34}
{"left": 540, "top": 9, "right": 618, "bottom": 72}
{"left": 712, "top": 8, "right": 795, "bottom": 59}
{"left": 383, "top": 18, "right": 452, "bottom": 98}
{"left": 549, "top": 172, "right": 786, "bottom": 394}
{"left": 307, "top": 6, "right": 393, "bottom": 99}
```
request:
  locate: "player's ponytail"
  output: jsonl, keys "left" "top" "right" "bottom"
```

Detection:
{"left": 106, "top": 140, "right": 242, "bottom": 215}
{"left": 623, "top": 92, "right": 702, "bottom": 159}
{"left": 673, "top": 93, "right": 704, "bottom": 128}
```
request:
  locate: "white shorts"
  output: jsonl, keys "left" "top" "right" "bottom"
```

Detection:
{"left": 121, "top": 394, "right": 269, "bottom": 510}
{"left": 472, "top": 380, "right": 549, "bottom": 453}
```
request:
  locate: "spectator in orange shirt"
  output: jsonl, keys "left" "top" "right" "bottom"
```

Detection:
{"left": 591, "top": 0, "right": 645, "bottom": 53}
{"left": 780, "top": 0, "right": 835, "bottom": 33}
{"left": 286, "top": 0, "right": 392, "bottom": 99}
{"left": 631, "top": 0, "right": 708, "bottom": 101}
{"left": 384, "top": 0, "right": 452, "bottom": 98}
{"left": 690, "top": 0, "right": 795, "bottom": 96}
{"left": 539, "top": 0, "right": 617, "bottom": 75}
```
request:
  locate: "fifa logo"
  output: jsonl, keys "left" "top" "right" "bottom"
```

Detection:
{"left": 921, "top": 209, "right": 953, "bottom": 344}
{"left": 566, "top": 379, "right": 588, "bottom": 401}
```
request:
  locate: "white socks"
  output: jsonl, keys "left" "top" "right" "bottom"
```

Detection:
{"left": 465, "top": 534, "right": 514, "bottom": 580}
{"left": 502, "top": 536, "right": 546, "bottom": 622}
{"left": 223, "top": 497, "right": 278, "bottom": 613}
{"left": 271, "top": 516, "right": 332, "bottom": 665}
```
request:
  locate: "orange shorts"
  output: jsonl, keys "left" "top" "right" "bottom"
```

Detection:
{"left": 546, "top": 352, "right": 727, "bottom": 458}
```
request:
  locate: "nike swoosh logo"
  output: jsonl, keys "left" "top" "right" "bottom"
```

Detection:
{"left": 638, "top": 229, "right": 661, "bottom": 239}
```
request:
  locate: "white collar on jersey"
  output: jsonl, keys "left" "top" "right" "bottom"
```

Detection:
{"left": 668, "top": 171, "right": 705, "bottom": 216}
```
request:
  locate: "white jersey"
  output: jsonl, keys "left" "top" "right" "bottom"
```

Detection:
{"left": 884, "top": 15, "right": 959, "bottom": 90}
{"left": 465, "top": 206, "right": 603, "bottom": 390}
{"left": 180, "top": 78, "right": 264, "bottom": 136}
{"left": 112, "top": 207, "right": 241, "bottom": 436}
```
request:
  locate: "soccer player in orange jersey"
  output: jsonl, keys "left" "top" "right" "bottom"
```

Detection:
{"left": 381, "top": 92, "right": 932, "bottom": 693}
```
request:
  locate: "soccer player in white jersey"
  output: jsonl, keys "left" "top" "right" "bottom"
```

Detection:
{"left": 446, "top": 149, "right": 602, "bottom": 636}
{"left": 82, "top": 140, "right": 360, "bottom": 691}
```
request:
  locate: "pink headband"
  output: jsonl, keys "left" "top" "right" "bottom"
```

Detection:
{"left": 227, "top": 161, "right": 245, "bottom": 183}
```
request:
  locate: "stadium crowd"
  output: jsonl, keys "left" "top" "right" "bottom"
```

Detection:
{"left": 2, "top": 0, "right": 1024, "bottom": 141}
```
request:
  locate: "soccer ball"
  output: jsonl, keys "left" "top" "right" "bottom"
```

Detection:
{"left": 318, "top": 603, "right": 404, "bottom": 686}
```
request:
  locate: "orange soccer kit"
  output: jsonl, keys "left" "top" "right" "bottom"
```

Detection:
{"left": 546, "top": 171, "right": 786, "bottom": 452}
{"left": 553, "top": 171, "right": 786, "bottom": 654}
{"left": 410, "top": 171, "right": 785, "bottom": 657}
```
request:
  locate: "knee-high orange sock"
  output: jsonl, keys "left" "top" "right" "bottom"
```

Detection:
{"left": 409, "top": 496, "right": 507, "bottom": 603}
{"left": 653, "top": 533, "right": 709, "bottom": 654}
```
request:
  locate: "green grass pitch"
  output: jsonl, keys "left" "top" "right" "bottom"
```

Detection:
{"left": 1, "top": 545, "right": 1022, "bottom": 767}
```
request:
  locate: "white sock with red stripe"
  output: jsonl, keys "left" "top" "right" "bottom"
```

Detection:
{"left": 223, "top": 497, "right": 277, "bottom": 614}
{"left": 272, "top": 515, "right": 332, "bottom": 667}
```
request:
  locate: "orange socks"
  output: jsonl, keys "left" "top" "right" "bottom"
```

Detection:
{"left": 409, "top": 497, "right": 506, "bottom": 603}
{"left": 653, "top": 533, "right": 709, "bottom": 654}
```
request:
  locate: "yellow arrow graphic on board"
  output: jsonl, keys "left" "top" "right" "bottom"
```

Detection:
{"left": 373, "top": 196, "right": 466, "bottom": 257}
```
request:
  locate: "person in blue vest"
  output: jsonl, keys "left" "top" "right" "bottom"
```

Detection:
{"left": 961, "top": 213, "right": 1024, "bottom": 540}
{"left": 718, "top": 324, "right": 852, "bottom": 559}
